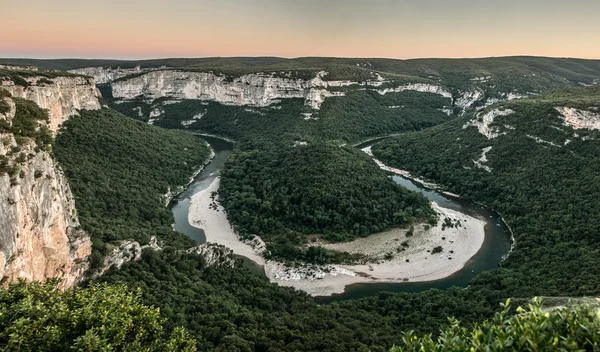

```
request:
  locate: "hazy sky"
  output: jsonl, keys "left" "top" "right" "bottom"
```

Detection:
{"left": 2, "top": 0, "right": 600, "bottom": 59}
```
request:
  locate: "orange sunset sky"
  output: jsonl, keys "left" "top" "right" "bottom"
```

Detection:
{"left": 2, "top": 0, "right": 600, "bottom": 59}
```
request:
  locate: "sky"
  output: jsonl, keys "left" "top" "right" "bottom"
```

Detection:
{"left": 2, "top": 0, "right": 600, "bottom": 59}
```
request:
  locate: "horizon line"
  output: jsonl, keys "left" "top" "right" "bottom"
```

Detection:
{"left": 2, "top": 55, "right": 600, "bottom": 62}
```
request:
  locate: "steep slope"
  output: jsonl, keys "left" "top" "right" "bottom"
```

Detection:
{"left": 53, "top": 108, "right": 212, "bottom": 271}
{"left": 0, "top": 70, "right": 102, "bottom": 288}
{"left": 372, "top": 86, "right": 600, "bottom": 297}
{"left": 54, "top": 57, "right": 599, "bottom": 145}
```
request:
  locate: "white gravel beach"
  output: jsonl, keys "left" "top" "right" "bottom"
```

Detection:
{"left": 188, "top": 176, "right": 486, "bottom": 297}
{"left": 188, "top": 177, "right": 266, "bottom": 265}
{"left": 268, "top": 202, "right": 485, "bottom": 296}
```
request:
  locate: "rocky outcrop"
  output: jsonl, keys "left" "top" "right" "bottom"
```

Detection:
{"left": 94, "top": 236, "right": 161, "bottom": 276}
{"left": 455, "top": 89, "right": 485, "bottom": 112}
{"left": 68, "top": 66, "right": 148, "bottom": 84}
{"left": 186, "top": 243, "right": 236, "bottom": 267}
{"left": 473, "top": 146, "right": 493, "bottom": 172}
{"left": 376, "top": 83, "right": 452, "bottom": 99}
{"left": 556, "top": 107, "right": 600, "bottom": 130}
{"left": 1, "top": 76, "right": 101, "bottom": 134}
{"left": 0, "top": 74, "right": 102, "bottom": 289}
{"left": 111, "top": 70, "right": 345, "bottom": 110}
{"left": 463, "top": 108, "right": 515, "bottom": 139}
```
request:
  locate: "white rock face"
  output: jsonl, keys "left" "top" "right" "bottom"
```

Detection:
{"left": 455, "top": 89, "right": 484, "bottom": 111}
{"left": 470, "top": 76, "right": 492, "bottom": 82}
{"left": 68, "top": 66, "right": 146, "bottom": 84}
{"left": 110, "top": 69, "right": 455, "bottom": 111}
{"left": 376, "top": 83, "right": 452, "bottom": 99}
{"left": 473, "top": 146, "right": 493, "bottom": 172}
{"left": 555, "top": 107, "right": 600, "bottom": 130}
{"left": 0, "top": 74, "right": 103, "bottom": 289}
{"left": 463, "top": 108, "right": 515, "bottom": 139}
{"left": 111, "top": 70, "right": 352, "bottom": 110}
{"left": 1, "top": 76, "right": 101, "bottom": 134}
{"left": 0, "top": 93, "right": 93, "bottom": 289}
{"left": 94, "top": 236, "right": 161, "bottom": 276}
{"left": 187, "top": 243, "right": 236, "bottom": 267}
{"left": 503, "top": 92, "right": 528, "bottom": 100}
{"left": 526, "top": 135, "right": 562, "bottom": 147}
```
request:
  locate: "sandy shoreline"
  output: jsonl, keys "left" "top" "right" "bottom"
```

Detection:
{"left": 188, "top": 177, "right": 266, "bottom": 265}
{"left": 188, "top": 175, "right": 486, "bottom": 297}
{"left": 269, "top": 202, "right": 485, "bottom": 296}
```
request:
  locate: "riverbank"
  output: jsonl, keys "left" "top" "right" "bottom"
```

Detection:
{"left": 188, "top": 177, "right": 486, "bottom": 297}
{"left": 362, "top": 146, "right": 461, "bottom": 198}
{"left": 164, "top": 147, "right": 216, "bottom": 206}
{"left": 267, "top": 202, "right": 485, "bottom": 296}
{"left": 188, "top": 177, "right": 266, "bottom": 265}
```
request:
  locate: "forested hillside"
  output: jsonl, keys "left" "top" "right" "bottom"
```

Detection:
{"left": 4, "top": 56, "right": 600, "bottom": 90}
{"left": 373, "top": 86, "right": 600, "bottom": 297}
{"left": 54, "top": 109, "right": 211, "bottom": 269}
{"left": 109, "top": 90, "right": 452, "bottom": 145}
{"left": 3, "top": 58, "right": 599, "bottom": 351}
{"left": 219, "top": 144, "right": 435, "bottom": 263}
{"left": 97, "top": 248, "right": 500, "bottom": 351}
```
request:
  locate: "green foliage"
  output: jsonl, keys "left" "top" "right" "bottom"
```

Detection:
{"left": 11, "top": 97, "right": 51, "bottom": 150}
{"left": 53, "top": 108, "right": 211, "bottom": 269}
{"left": 373, "top": 86, "right": 600, "bottom": 298}
{"left": 97, "top": 248, "right": 498, "bottom": 352}
{"left": 0, "top": 68, "right": 85, "bottom": 87}
{"left": 0, "top": 280, "right": 196, "bottom": 351}
{"left": 111, "top": 90, "right": 451, "bottom": 144}
{"left": 0, "top": 94, "right": 52, "bottom": 179}
{"left": 0, "top": 88, "right": 10, "bottom": 115}
{"left": 220, "top": 143, "right": 435, "bottom": 262}
{"left": 392, "top": 298, "right": 600, "bottom": 351}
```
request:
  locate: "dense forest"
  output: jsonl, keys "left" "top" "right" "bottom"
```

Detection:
{"left": 97, "top": 249, "right": 501, "bottom": 352}
{"left": 3, "top": 58, "right": 600, "bottom": 350}
{"left": 219, "top": 143, "right": 435, "bottom": 263}
{"left": 373, "top": 87, "right": 600, "bottom": 298}
{"left": 53, "top": 109, "right": 211, "bottom": 269}
{"left": 7, "top": 277, "right": 600, "bottom": 351}
{"left": 108, "top": 89, "right": 452, "bottom": 145}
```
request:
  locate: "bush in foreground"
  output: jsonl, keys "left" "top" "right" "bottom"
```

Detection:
{"left": 392, "top": 298, "right": 600, "bottom": 351}
{"left": 0, "top": 280, "right": 195, "bottom": 351}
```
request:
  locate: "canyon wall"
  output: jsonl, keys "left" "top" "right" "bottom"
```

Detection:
{"left": 0, "top": 75, "right": 101, "bottom": 289}
{"left": 108, "top": 69, "right": 453, "bottom": 110}
{"left": 2, "top": 76, "right": 102, "bottom": 134}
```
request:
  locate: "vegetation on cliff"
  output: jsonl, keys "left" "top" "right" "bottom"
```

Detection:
{"left": 53, "top": 108, "right": 211, "bottom": 269}
{"left": 0, "top": 90, "right": 53, "bottom": 184}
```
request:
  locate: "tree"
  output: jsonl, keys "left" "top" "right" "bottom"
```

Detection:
{"left": 0, "top": 280, "right": 196, "bottom": 351}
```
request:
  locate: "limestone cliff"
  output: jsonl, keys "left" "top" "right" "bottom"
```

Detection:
{"left": 0, "top": 74, "right": 100, "bottom": 289}
{"left": 68, "top": 66, "right": 150, "bottom": 85}
{"left": 109, "top": 69, "right": 454, "bottom": 110}
{"left": 1, "top": 76, "right": 102, "bottom": 134}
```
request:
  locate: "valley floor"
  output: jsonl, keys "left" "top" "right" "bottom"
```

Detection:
{"left": 188, "top": 177, "right": 486, "bottom": 297}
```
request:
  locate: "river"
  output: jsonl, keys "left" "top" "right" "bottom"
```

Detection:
{"left": 171, "top": 136, "right": 513, "bottom": 302}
